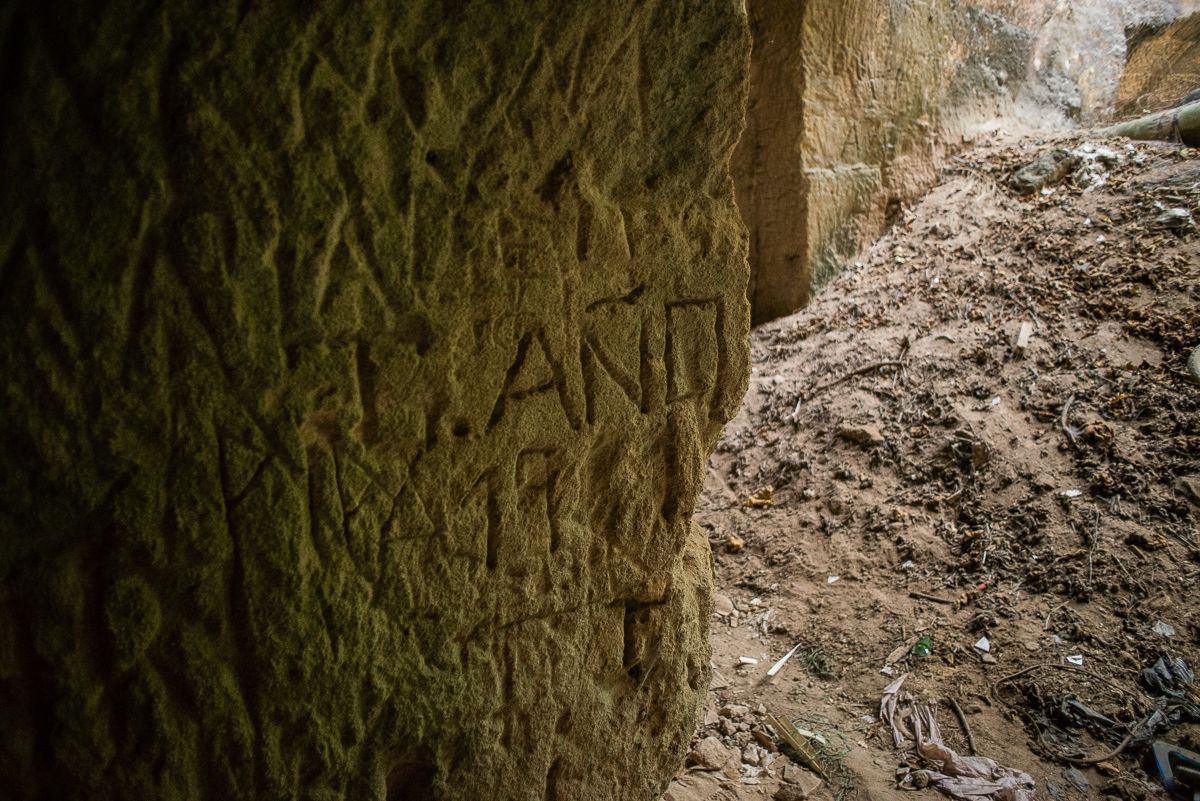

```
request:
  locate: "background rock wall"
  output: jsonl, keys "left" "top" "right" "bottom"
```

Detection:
{"left": 732, "top": 0, "right": 808, "bottom": 325}
{"left": 0, "top": 3, "right": 750, "bottom": 800}
{"left": 736, "top": 0, "right": 1200, "bottom": 324}
{"left": 1118, "top": 11, "right": 1200, "bottom": 116}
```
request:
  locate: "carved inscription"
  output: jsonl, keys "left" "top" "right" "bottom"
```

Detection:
{"left": 463, "top": 290, "right": 727, "bottom": 571}
{"left": 664, "top": 298, "right": 720, "bottom": 406}
{"left": 487, "top": 292, "right": 726, "bottom": 432}
{"left": 472, "top": 448, "right": 568, "bottom": 571}
{"left": 489, "top": 329, "right": 582, "bottom": 432}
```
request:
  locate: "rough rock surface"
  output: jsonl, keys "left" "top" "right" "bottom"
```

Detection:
{"left": 1118, "top": 12, "right": 1200, "bottom": 117}
{"left": 0, "top": 4, "right": 750, "bottom": 800}
{"left": 732, "top": 0, "right": 807, "bottom": 325}
{"left": 734, "top": 0, "right": 1200, "bottom": 324}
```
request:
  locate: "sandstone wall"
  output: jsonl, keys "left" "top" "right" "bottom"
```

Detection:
{"left": 0, "top": 3, "right": 750, "bottom": 800}
{"left": 732, "top": 0, "right": 808, "bottom": 325}
{"left": 735, "top": 0, "right": 1200, "bottom": 325}
{"left": 1118, "top": 12, "right": 1200, "bottom": 116}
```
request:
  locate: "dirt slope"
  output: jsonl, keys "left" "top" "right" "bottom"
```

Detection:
{"left": 667, "top": 134, "right": 1200, "bottom": 801}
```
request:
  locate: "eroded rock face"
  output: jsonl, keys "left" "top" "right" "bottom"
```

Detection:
{"left": 0, "top": 4, "right": 750, "bottom": 800}
{"left": 735, "top": 0, "right": 1200, "bottom": 324}
{"left": 1118, "top": 12, "right": 1200, "bottom": 116}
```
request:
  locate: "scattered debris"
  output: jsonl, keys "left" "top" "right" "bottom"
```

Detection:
{"left": 743, "top": 487, "right": 776, "bottom": 509}
{"left": 767, "top": 713, "right": 829, "bottom": 782}
{"left": 910, "top": 591, "right": 955, "bottom": 605}
{"left": 1012, "top": 321, "right": 1033, "bottom": 359}
{"left": 674, "top": 132, "right": 1200, "bottom": 801}
{"left": 1155, "top": 206, "right": 1195, "bottom": 231}
{"left": 1142, "top": 656, "right": 1194, "bottom": 695}
{"left": 1151, "top": 741, "right": 1200, "bottom": 800}
{"left": 1011, "top": 149, "right": 1078, "bottom": 194}
{"left": 885, "top": 679, "right": 1038, "bottom": 801}
{"left": 1154, "top": 621, "right": 1177, "bottom": 638}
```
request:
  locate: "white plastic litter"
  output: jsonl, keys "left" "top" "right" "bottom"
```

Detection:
{"left": 883, "top": 674, "right": 1037, "bottom": 801}
{"left": 1153, "top": 621, "right": 1176, "bottom": 638}
{"left": 974, "top": 637, "right": 991, "bottom": 653}
{"left": 767, "top": 643, "right": 803, "bottom": 677}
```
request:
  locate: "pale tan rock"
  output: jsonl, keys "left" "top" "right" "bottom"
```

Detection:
{"left": 689, "top": 737, "right": 736, "bottom": 771}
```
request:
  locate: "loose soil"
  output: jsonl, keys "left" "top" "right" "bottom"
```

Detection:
{"left": 666, "top": 134, "right": 1200, "bottom": 801}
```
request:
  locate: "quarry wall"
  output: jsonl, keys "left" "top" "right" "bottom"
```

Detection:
{"left": 737, "top": 0, "right": 1200, "bottom": 324}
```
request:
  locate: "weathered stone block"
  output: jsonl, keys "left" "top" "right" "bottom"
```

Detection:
{"left": 0, "top": 3, "right": 750, "bottom": 800}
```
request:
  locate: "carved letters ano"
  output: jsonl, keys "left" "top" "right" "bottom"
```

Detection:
{"left": 489, "top": 293, "right": 724, "bottom": 433}
{"left": 463, "top": 291, "right": 725, "bottom": 571}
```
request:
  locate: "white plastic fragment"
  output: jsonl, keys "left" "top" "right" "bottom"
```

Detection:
{"left": 826, "top": 575, "right": 840, "bottom": 585}
{"left": 767, "top": 643, "right": 803, "bottom": 677}
{"left": 739, "top": 656, "right": 759, "bottom": 666}
{"left": 1061, "top": 489, "right": 1083, "bottom": 498}
{"left": 1066, "top": 654, "right": 1084, "bottom": 666}
{"left": 1153, "top": 621, "right": 1176, "bottom": 638}
{"left": 974, "top": 637, "right": 991, "bottom": 653}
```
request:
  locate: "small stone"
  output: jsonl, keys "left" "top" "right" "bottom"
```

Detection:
{"left": 838, "top": 424, "right": 885, "bottom": 448}
{"left": 1024, "top": 641, "right": 1039, "bottom": 651}
{"left": 720, "top": 718, "right": 738, "bottom": 737}
{"left": 713, "top": 593, "right": 735, "bottom": 616}
{"left": 688, "top": 736, "right": 734, "bottom": 771}
{"left": 742, "top": 745, "right": 761, "bottom": 766}
{"left": 755, "top": 704, "right": 767, "bottom": 716}
{"left": 775, "top": 785, "right": 808, "bottom": 801}
{"left": 751, "top": 729, "right": 776, "bottom": 751}
{"left": 720, "top": 704, "right": 750, "bottom": 719}
{"left": 725, "top": 534, "right": 745, "bottom": 553}
{"left": 1063, "top": 767, "right": 1089, "bottom": 792}
{"left": 981, "top": 653, "right": 998, "bottom": 665}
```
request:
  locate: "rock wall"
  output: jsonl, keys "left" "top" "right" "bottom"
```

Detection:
{"left": 1013, "top": 0, "right": 1197, "bottom": 122}
{"left": 0, "top": 3, "right": 750, "bottom": 801}
{"left": 735, "top": 0, "right": 1200, "bottom": 324}
{"left": 1118, "top": 12, "right": 1200, "bottom": 116}
{"left": 732, "top": 0, "right": 808, "bottom": 325}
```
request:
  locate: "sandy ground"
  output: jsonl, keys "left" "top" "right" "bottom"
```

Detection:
{"left": 666, "top": 133, "right": 1200, "bottom": 801}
